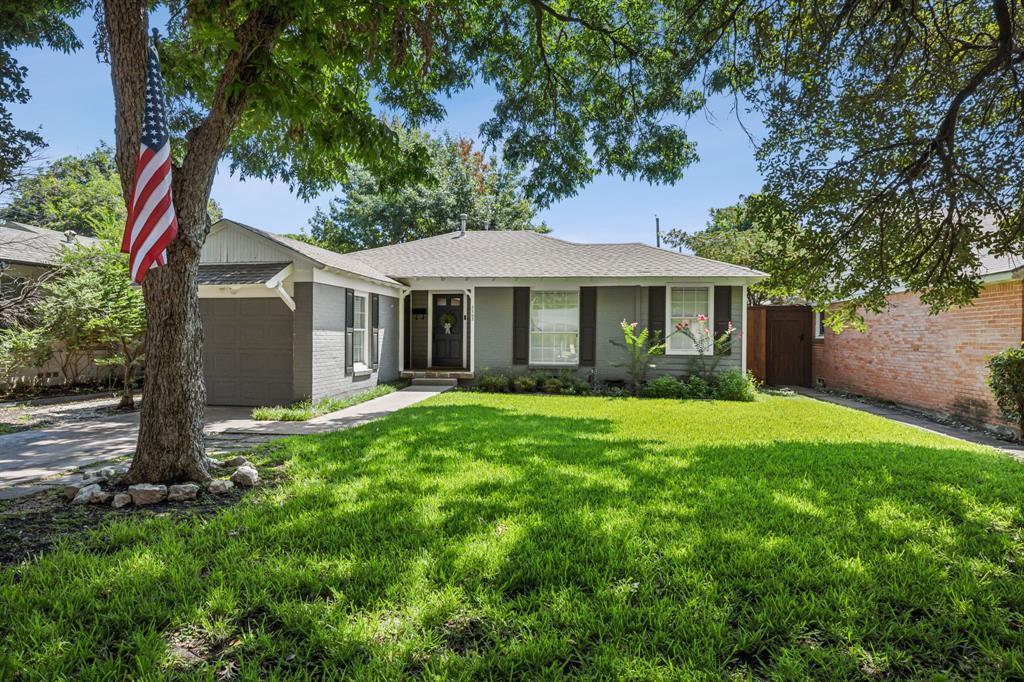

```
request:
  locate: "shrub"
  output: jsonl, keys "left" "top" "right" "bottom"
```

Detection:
{"left": 714, "top": 369, "right": 759, "bottom": 402}
{"left": 512, "top": 375, "right": 537, "bottom": 393}
{"left": 641, "top": 375, "right": 685, "bottom": 399}
{"left": 479, "top": 371, "right": 511, "bottom": 393}
{"left": 988, "top": 345, "right": 1024, "bottom": 439}
{"left": 681, "top": 375, "right": 713, "bottom": 399}
{"left": 609, "top": 320, "right": 665, "bottom": 395}
{"left": 561, "top": 379, "right": 593, "bottom": 395}
{"left": 542, "top": 377, "right": 563, "bottom": 394}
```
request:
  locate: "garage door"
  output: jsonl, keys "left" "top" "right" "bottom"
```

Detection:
{"left": 200, "top": 297, "right": 294, "bottom": 406}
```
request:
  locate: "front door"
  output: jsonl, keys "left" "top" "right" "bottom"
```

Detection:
{"left": 432, "top": 294, "right": 464, "bottom": 367}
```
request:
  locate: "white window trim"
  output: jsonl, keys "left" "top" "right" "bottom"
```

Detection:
{"left": 814, "top": 311, "right": 825, "bottom": 340}
{"left": 352, "top": 292, "right": 371, "bottom": 372}
{"left": 665, "top": 283, "right": 715, "bottom": 356}
{"left": 529, "top": 288, "right": 581, "bottom": 367}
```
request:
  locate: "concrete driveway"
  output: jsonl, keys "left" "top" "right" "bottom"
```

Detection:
{"left": 0, "top": 406, "right": 252, "bottom": 496}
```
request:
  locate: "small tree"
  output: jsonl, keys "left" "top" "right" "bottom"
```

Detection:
{"left": 0, "top": 326, "right": 54, "bottom": 389}
{"left": 987, "top": 345, "right": 1024, "bottom": 441}
{"left": 673, "top": 315, "right": 739, "bottom": 383}
{"left": 610, "top": 321, "right": 665, "bottom": 395}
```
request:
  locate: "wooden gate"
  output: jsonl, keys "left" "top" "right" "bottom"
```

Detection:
{"left": 747, "top": 305, "right": 812, "bottom": 387}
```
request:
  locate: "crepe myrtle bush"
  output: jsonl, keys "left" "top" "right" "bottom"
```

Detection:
{"left": 987, "top": 345, "right": 1024, "bottom": 440}
{"left": 674, "top": 314, "right": 739, "bottom": 383}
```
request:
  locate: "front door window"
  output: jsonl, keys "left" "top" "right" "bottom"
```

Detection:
{"left": 432, "top": 294, "right": 464, "bottom": 367}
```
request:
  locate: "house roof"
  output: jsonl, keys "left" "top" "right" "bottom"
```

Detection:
{"left": 978, "top": 250, "right": 1024, "bottom": 279}
{"left": 217, "top": 220, "right": 401, "bottom": 286}
{"left": 197, "top": 262, "right": 291, "bottom": 286}
{"left": 0, "top": 222, "right": 100, "bottom": 267}
{"left": 348, "top": 230, "right": 766, "bottom": 280}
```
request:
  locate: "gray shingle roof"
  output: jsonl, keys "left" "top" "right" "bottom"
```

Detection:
{"left": 198, "top": 262, "right": 291, "bottom": 285}
{"left": 0, "top": 223, "right": 100, "bottom": 267}
{"left": 219, "top": 220, "right": 401, "bottom": 286}
{"left": 348, "top": 230, "right": 766, "bottom": 279}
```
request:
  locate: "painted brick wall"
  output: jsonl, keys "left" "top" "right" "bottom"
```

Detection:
{"left": 293, "top": 282, "right": 399, "bottom": 401}
{"left": 813, "top": 281, "right": 1023, "bottom": 429}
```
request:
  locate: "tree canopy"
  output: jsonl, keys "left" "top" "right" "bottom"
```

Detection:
{"left": 0, "top": 2, "right": 85, "bottom": 189}
{"left": 663, "top": 194, "right": 797, "bottom": 306}
{"left": 306, "top": 127, "right": 549, "bottom": 252}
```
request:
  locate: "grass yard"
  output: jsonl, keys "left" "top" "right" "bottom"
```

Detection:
{"left": 2, "top": 393, "right": 1023, "bottom": 679}
{"left": 251, "top": 383, "right": 401, "bottom": 421}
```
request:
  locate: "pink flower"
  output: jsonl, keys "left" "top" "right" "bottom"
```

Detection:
{"left": 675, "top": 321, "right": 688, "bottom": 330}
{"left": 697, "top": 314, "right": 707, "bottom": 322}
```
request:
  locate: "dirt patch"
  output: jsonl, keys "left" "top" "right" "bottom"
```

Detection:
{"left": 0, "top": 465, "right": 285, "bottom": 567}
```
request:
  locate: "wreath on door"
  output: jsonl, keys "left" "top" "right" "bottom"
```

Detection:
{"left": 439, "top": 312, "right": 457, "bottom": 334}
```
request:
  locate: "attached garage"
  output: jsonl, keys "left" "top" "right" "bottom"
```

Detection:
{"left": 200, "top": 297, "right": 294, "bottom": 406}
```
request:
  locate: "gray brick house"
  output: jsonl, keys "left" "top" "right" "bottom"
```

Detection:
{"left": 198, "top": 219, "right": 764, "bottom": 405}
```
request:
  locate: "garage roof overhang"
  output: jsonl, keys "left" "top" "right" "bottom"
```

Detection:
{"left": 198, "top": 262, "right": 295, "bottom": 311}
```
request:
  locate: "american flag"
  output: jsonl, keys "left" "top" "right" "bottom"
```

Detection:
{"left": 121, "top": 38, "right": 177, "bottom": 283}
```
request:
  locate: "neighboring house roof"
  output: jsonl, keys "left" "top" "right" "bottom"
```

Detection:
{"left": 978, "top": 249, "right": 1024, "bottom": 279}
{"left": 0, "top": 222, "right": 100, "bottom": 267}
{"left": 197, "top": 262, "right": 291, "bottom": 286}
{"left": 216, "top": 219, "right": 401, "bottom": 286}
{"left": 348, "top": 230, "right": 766, "bottom": 279}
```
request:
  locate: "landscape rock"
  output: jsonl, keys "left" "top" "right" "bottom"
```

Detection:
{"left": 64, "top": 481, "right": 86, "bottom": 500}
{"left": 71, "top": 483, "right": 102, "bottom": 505}
{"left": 111, "top": 493, "right": 132, "bottom": 509}
{"left": 90, "top": 491, "right": 113, "bottom": 505}
{"left": 222, "top": 455, "right": 251, "bottom": 467}
{"left": 128, "top": 483, "right": 167, "bottom": 506}
{"left": 231, "top": 465, "right": 259, "bottom": 487}
{"left": 167, "top": 483, "right": 200, "bottom": 502}
{"left": 208, "top": 479, "right": 234, "bottom": 495}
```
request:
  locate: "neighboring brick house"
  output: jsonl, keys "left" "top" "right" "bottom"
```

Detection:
{"left": 812, "top": 252, "right": 1024, "bottom": 434}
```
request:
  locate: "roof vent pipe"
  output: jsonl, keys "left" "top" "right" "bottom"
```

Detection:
{"left": 459, "top": 213, "right": 467, "bottom": 235}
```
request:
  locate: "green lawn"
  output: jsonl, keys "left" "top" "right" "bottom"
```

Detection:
{"left": 2, "top": 393, "right": 1023, "bottom": 679}
{"left": 251, "top": 383, "right": 401, "bottom": 421}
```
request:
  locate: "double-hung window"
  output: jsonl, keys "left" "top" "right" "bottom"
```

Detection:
{"left": 352, "top": 294, "right": 368, "bottom": 367}
{"left": 666, "top": 285, "right": 712, "bottom": 355}
{"left": 529, "top": 290, "right": 579, "bottom": 365}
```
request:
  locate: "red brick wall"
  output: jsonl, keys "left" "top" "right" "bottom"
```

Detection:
{"left": 812, "top": 280, "right": 1024, "bottom": 430}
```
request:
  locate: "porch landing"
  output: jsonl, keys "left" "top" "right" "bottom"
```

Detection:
{"left": 401, "top": 369, "right": 475, "bottom": 380}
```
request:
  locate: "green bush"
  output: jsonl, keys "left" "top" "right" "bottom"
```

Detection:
{"left": 987, "top": 345, "right": 1024, "bottom": 438}
{"left": 542, "top": 377, "right": 563, "bottom": 394}
{"left": 714, "top": 369, "right": 759, "bottom": 402}
{"left": 479, "top": 372, "right": 511, "bottom": 393}
{"left": 512, "top": 375, "right": 537, "bottom": 393}
{"left": 641, "top": 375, "right": 685, "bottom": 399}
{"left": 681, "top": 375, "right": 713, "bottom": 399}
{"left": 561, "top": 379, "right": 593, "bottom": 396}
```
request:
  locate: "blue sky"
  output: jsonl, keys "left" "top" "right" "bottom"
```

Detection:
{"left": 9, "top": 16, "right": 765, "bottom": 245}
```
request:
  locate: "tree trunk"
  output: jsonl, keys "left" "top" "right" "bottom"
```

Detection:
{"left": 117, "top": 343, "right": 135, "bottom": 410}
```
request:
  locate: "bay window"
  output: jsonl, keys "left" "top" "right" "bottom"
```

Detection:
{"left": 529, "top": 290, "right": 579, "bottom": 365}
{"left": 667, "top": 285, "right": 713, "bottom": 355}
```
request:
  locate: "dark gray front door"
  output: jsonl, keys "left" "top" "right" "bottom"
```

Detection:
{"left": 432, "top": 294, "right": 463, "bottom": 367}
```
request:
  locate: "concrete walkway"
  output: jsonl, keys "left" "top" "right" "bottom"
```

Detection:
{"left": 0, "top": 384, "right": 451, "bottom": 499}
{"left": 792, "top": 387, "right": 1024, "bottom": 461}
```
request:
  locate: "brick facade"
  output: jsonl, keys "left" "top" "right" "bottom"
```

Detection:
{"left": 812, "top": 280, "right": 1024, "bottom": 432}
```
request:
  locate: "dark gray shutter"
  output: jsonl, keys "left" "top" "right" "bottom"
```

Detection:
{"left": 579, "top": 286, "right": 597, "bottom": 367}
{"left": 512, "top": 287, "right": 530, "bottom": 365}
{"left": 648, "top": 286, "right": 666, "bottom": 340}
{"left": 371, "top": 294, "right": 380, "bottom": 370}
{"left": 713, "top": 286, "right": 732, "bottom": 355}
{"left": 345, "top": 288, "right": 354, "bottom": 374}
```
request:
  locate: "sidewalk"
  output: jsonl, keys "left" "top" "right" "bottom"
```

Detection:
{"left": 792, "top": 387, "right": 1024, "bottom": 461}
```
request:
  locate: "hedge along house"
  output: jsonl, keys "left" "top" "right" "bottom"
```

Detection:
{"left": 198, "top": 219, "right": 765, "bottom": 405}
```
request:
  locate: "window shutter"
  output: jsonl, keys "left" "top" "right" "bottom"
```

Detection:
{"left": 713, "top": 286, "right": 732, "bottom": 355}
{"left": 579, "top": 286, "right": 597, "bottom": 367}
{"left": 345, "top": 288, "right": 354, "bottom": 375}
{"left": 371, "top": 294, "right": 380, "bottom": 370}
{"left": 512, "top": 287, "right": 530, "bottom": 365}
{"left": 648, "top": 286, "right": 666, "bottom": 340}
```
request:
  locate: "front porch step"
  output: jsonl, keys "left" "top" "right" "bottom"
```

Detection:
{"left": 410, "top": 377, "right": 459, "bottom": 387}
{"left": 402, "top": 369, "right": 474, "bottom": 381}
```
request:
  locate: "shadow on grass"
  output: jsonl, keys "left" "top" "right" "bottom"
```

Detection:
{"left": 2, "top": 402, "right": 1023, "bottom": 679}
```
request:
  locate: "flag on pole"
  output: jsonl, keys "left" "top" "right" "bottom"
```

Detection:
{"left": 121, "top": 32, "right": 177, "bottom": 283}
